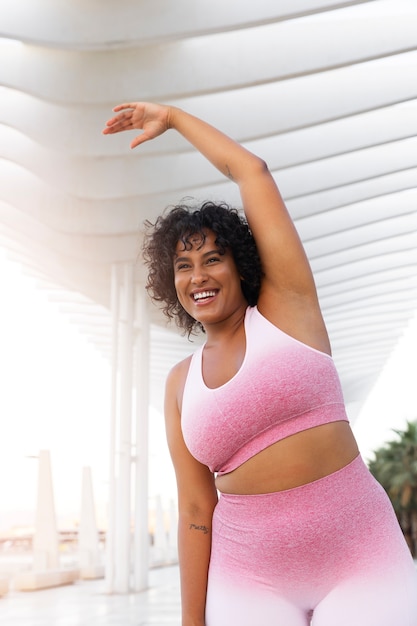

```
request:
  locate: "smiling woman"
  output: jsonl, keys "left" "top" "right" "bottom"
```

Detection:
{"left": 173, "top": 230, "right": 247, "bottom": 331}
{"left": 143, "top": 201, "right": 262, "bottom": 337}
{"left": 103, "top": 101, "right": 417, "bottom": 626}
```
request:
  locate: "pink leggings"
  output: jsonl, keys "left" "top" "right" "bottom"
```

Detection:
{"left": 206, "top": 455, "right": 417, "bottom": 625}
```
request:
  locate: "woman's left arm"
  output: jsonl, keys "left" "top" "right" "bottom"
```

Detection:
{"left": 103, "top": 102, "right": 328, "bottom": 348}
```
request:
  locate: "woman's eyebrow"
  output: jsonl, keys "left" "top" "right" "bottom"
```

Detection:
{"left": 174, "top": 248, "right": 222, "bottom": 265}
{"left": 202, "top": 248, "right": 222, "bottom": 257}
{"left": 173, "top": 254, "right": 190, "bottom": 265}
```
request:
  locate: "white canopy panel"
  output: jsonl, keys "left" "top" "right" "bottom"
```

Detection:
{"left": 0, "top": 0, "right": 416, "bottom": 414}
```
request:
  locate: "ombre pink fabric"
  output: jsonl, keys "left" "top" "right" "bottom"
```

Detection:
{"left": 205, "top": 456, "right": 417, "bottom": 625}
{"left": 181, "top": 306, "right": 348, "bottom": 475}
{"left": 181, "top": 306, "right": 417, "bottom": 624}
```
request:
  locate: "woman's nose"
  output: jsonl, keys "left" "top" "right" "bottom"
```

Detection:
{"left": 191, "top": 266, "right": 208, "bottom": 284}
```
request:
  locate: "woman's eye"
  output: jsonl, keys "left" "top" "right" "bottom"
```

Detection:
{"left": 207, "top": 257, "right": 220, "bottom": 264}
{"left": 176, "top": 263, "right": 190, "bottom": 271}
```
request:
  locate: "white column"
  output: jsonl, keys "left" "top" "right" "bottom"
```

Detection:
{"left": 133, "top": 287, "right": 150, "bottom": 591}
{"left": 168, "top": 498, "right": 178, "bottom": 562}
{"left": 114, "top": 262, "right": 135, "bottom": 593}
{"left": 78, "top": 466, "right": 101, "bottom": 572}
{"left": 106, "top": 262, "right": 135, "bottom": 593}
{"left": 105, "top": 263, "right": 119, "bottom": 592}
{"left": 153, "top": 495, "right": 168, "bottom": 565}
{"left": 33, "top": 450, "right": 59, "bottom": 571}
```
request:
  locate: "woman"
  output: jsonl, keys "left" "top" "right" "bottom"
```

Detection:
{"left": 103, "top": 103, "right": 417, "bottom": 626}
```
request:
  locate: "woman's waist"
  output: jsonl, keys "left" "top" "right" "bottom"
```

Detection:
{"left": 215, "top": 421, "right": 359, "bottom": 495}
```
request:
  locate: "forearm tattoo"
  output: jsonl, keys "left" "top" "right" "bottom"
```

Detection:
{"left": 189, "top": 523, "right": 210, "bottom": 535}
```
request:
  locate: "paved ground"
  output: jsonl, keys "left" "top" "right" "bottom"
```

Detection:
{"left": 0, "top": 566, "right": 181, "bottom": 626}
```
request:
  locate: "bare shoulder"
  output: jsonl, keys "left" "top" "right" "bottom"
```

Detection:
{"left": 165, "top": 353, "right": 193, "bottom": 415}
{"left": 166, "top": 353, "right": 193, "bottom": 391}
{"left": 164, "top": 353, "right": 217, "bottom": 502}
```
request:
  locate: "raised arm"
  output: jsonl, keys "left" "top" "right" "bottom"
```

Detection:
{"left": 164, "top": 361, "right": 218, "bottom": 626}
{"left": 103, "top": 102, "right": 330, "bottom": 352}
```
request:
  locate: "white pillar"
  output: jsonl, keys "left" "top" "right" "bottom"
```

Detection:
{"left": 168, "top": 498, "right": 178, "bottom": 561}
{"left": 114, "top": 262, "right": 134, "bottom": 593}
{"left": 153, "top": 495, "right": 168, "bottom": 565}
{"left": 78, "top": 466, "right": 100, "bottom": 571}
{"left": 33, "top": 450, "right": 59, "bottom": 571}
{"left": 106, "top": 262, "right": 135, "bottom": 593}
{"left": 133, "top": 288, "right": 150, "bottom": 591}
{"left": 105, "top": 263, "right": 120, "bottom": 592}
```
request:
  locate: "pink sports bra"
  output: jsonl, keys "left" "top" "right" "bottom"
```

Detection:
{"left": 181, "top": 306, "right": 348, "bottom": 475}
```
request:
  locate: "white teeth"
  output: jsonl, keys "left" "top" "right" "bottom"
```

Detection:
{"left": 193, "top": 291, "right": 216, "bottom": 300}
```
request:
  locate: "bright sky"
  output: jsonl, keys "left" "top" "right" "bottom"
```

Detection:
{"left": 353, "top": 310, "right": 417, "bottom": 461}
{"left": 0, "top": 250, "right": 110, "bottom": 531}
{"left": 0, "top": 249, "right": 175, "bottom": 533}
{"left": 0, "top": 247, "right": 415, "bottom": 534}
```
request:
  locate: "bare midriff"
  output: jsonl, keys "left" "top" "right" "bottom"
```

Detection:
{"left": 214, "top": 421, "right": 359, "bottom": 495}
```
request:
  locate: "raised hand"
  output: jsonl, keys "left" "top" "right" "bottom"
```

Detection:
{"left": 102, "top": 101, "right": 171, "bottom": 149}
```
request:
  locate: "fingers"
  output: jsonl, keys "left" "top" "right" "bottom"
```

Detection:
{"left": 102, "top": 102, "right": 148, "bottom": 146}
{"left": 102, "top": 117, "right": 118, "bottom": 132}
{"left": 102, "top": 109, "right": 133, "bottom": 134}
{"left": 102, "top": 101, "right": 167, "bottom": 146}
{"left": 113, "top": 102, "right": 135, "bottom": 112}
{"left": 102, "top": 120, "right": 125, "bottom": 134}
{"left": 130, "top": 134, "right": 148, "bottom": 149}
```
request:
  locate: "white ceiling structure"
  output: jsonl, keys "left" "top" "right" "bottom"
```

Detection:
{"left": 0, "top": 0, "right": 416, "bottom": 418}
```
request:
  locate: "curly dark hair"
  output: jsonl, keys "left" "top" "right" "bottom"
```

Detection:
{"left": 142, "top": 201, "right": 263, "bottom": 336}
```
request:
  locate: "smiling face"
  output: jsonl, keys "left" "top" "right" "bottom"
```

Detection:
{"left": 173, "top": 229, "right": 248, "bottom": 328}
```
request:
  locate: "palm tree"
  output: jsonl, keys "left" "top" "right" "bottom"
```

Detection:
{"left": 368, "top": 420, "right": 417, "bottom": 556}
